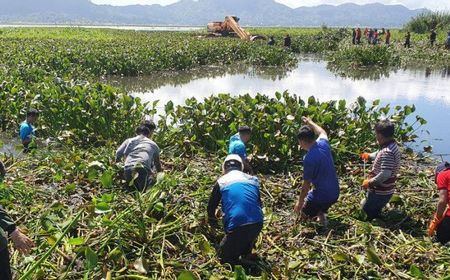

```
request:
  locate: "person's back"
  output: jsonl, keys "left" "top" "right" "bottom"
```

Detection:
{"left": 369, "top": 141, "right": 401, "bottom": 195}
{"left": 431, "top": 30, "right": 437, "bottom": 40}
{"left": 119, "top": 135, "right": 159, "bottom": 171}
{"left": 217, "top": 170, "right": 263, "bottom": 231}
{"left": 228, "top": 133, "right": 246, "bottom": 158}
{"left": 385, "top": 30, "right": 391, "bottom": 44}
{"left": 304, "top": 138, "right": 340, "bottom": 203}
{"left": 284, "top": 35, "right": 291, "bottom": 48}
{"left": 207, "top": 155, "right": 263, "bottom": 265}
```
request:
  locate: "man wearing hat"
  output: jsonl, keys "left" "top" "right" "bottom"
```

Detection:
{"left": 207, "top": 155, "right": 264, "bottom": 265}
{"left": 428, "top": 161, "right": 450, "bottom": 244}
{"left": 228, "top": 126, "right": 253, "bottom": 174}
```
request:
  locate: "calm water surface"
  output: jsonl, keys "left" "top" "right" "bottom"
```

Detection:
{"left": 108, "top": 57, "right": 450, "bottom": 160}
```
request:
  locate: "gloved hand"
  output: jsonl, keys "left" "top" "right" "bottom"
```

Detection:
{"left": 360, "top": 153, "right": 370, "bottom": 162}
{"left": 362, "top": 179, "right": 370, "bottom": 189}
{"left": 427, "top": 213, "right": 443, "bottom": 237}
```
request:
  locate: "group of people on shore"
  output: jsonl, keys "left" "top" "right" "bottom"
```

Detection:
{"left": 353, "top": 27, "right": 450, "bottom": 49}
{"left": 1, "top": 109, "right": 450, "bottom": 274}
{"left": 352, "top": 27, "right": 392, "bottom": 45}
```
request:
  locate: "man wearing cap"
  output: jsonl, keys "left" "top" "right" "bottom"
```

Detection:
{"left": 207, "top": 155, "right": 264, "bottom": 265}
{"left": 428, "top": 162, "right": 450, "bottom": 244}
{"left": 116, "top": 123, "right": 162, "bottom": 192}
{"left": 228, "top": 126, "right": 253, "bottom": 174}
{"left": 19, "top": 108, "right": 39, "bottom": 152}
{"left": 294, "top": 117, "right": 340, "bottom": 227}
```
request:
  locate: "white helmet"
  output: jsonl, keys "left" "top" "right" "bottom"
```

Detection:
{"left": 223, "top": 154, "right": 244, "bottom": 172}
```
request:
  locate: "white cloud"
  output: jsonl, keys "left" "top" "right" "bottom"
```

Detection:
{"left": 91, "top": 0, "right": 450, "bottom": 10}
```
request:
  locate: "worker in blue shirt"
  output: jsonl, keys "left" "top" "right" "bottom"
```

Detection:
{"left": 294, "top": 117, "right": 340, "bottom": 228}
{"left": 19, "top": 109, "right": 39, "bottom": 153}
{"left": 207, "top": 154, "right": 263, "bottom": 265}
{"left": 228, "top": 126, "right": 253, "bottom": 174}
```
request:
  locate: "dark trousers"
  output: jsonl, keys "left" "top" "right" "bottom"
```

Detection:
{"left": 124, "top": 167, "right": 150, "bottom": 192}
{"left": 362, "top": 192, "right": 393, "bottom": 220}
{"left": 437, "top": 216, "right": 450, "bottom": 245}
{"left": 0, "top": 249, "right": 12, "bottom": 280}
{"left": 219, "top": 222, "right": 263, "bottom": 265}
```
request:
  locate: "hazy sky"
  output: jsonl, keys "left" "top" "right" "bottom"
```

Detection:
{"left": 91, "top": 0, "right": 450, "bottom": 11}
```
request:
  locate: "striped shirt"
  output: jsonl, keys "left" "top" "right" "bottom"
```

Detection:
{"left": 369, "top": 141, "right": 401, "bottom": 195}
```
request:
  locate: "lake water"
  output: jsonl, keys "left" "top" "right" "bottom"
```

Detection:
{"left": 107, "top": 56, "right": 450, "bottom": 161}
{"left": 0, "top": 24, "right": 202, "bottom": 32}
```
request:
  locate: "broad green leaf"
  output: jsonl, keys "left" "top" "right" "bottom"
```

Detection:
{"left": 409, "top": 265, "right": 424, "bottom": 279}
{"left": 85, "top": 247, "right": 98, "bottom": 270}
{"left": 198, "top": 237, "right": 211, "bottom": 256}
{"left": 288, "top": 260, "right": 302, "bottom": 269}
{"left": 332, "top": 253, "right": 348, "bottom": 262}
{"left": 366, "top": 246, "right": 382, "bottom": 265}
{"left": 100, "top": 171, "right": 113, "bottom": 188}
{"left": 67, "top": 237, "right": 84, "bottom": 246}
{"left": 178, "top": 270, "right": 197, "bottom": 280}
{"left": 234, "top": 265, "right": 247, "bottom": 280}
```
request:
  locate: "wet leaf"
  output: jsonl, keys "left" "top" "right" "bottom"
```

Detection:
{"left": 409, "top": 264, "right": 424, "bottom": 279}
{"left": 85, "top": 247, "right": 98, "bottom": 270}
{"left": 366, "top": 246, "right": 382, "bottom": 265}
{"left": 178, "top": 271, "right": 197, "bottom": 280}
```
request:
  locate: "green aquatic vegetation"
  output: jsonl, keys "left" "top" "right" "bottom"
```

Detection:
{"left": 328, "top": 45, "right": 401, "bottom": 69}
{"left": 0, "top": 128, "right": 446, "bottom": 279}
{"left": 0, "top": 77, "right": 152, "bottom": 146}
{"left": 0, "top": 29, "right": 296, "bottom": 79}
{"left": 249, "top": 27, "right": 348, "bottom": 53}
{"left": 404, "top": 11, "right": 450, "bottom": 34}
{"left": 156, "top": 92, "right": 422, "bottom": 172}
{"left": 0, "top": 27, "right": 447, "bottom": 279}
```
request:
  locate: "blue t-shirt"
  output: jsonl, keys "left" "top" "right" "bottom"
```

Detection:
{"left": 218, "top": 170, "right": 264, "bottom": 232}
{"left": 304, "top": 138, "right": 340, "bottom": 203}
{"left": 228, "top": 133, "right": 247, "bottom": 159}
{"left": 19, "top": 121, "right": 35, "bottom": 141}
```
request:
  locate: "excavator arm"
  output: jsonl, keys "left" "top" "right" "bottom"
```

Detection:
{"left": 224, "top": 16, "right": 251, "bottom": 41}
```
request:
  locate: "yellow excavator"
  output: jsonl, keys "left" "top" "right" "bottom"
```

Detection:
{"left": 207, "top": 16, "right": 264, "bottom": 41}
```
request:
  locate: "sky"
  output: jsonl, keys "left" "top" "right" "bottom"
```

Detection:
{"left": 90, "top": 0, "right": 450, "bottom": 11}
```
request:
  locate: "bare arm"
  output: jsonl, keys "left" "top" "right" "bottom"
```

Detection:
{"left": 294, "top": 180, "right": 312, "bottom": 214}
{"left": 302, "top": 117, "right": 327, "bottom": 139}
{"left": 436, "top": 189, "right": 448, "bottom": 219}
{"left": 115, "top": 140, "right": 128, "bottom": 162}
{"left": 207, "top": 183, "right": 222, "bottom": 225}
{"left": 154, "top": 154, "right": 162, "bottom": 173}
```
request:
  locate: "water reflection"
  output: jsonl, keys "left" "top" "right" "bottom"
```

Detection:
{"left": 114, "top": 58, "right": 449, "bottom": 160}
{"left": 105, "top": 63, "right": 294, "bottom": 93}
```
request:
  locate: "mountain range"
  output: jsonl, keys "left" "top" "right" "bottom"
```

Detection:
{"left": 0, "top": 0, "right": 428, "bottom": 27}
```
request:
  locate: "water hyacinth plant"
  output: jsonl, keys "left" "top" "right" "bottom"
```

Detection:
{"left": 156, "top": 92, "right": 423, "bottom": 173}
